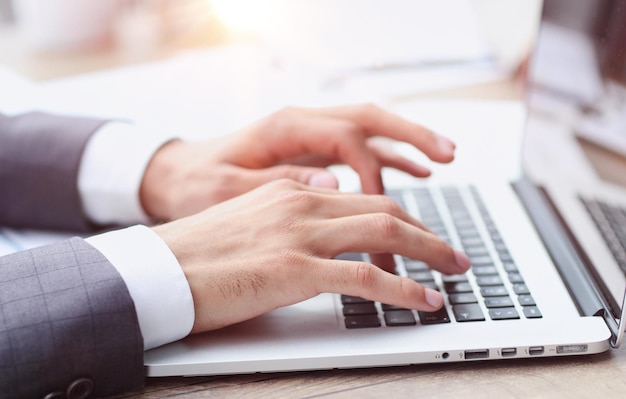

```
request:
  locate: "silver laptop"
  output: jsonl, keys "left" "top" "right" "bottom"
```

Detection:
{"left": 144, "top": 0, "right": 626, "bottom": 376}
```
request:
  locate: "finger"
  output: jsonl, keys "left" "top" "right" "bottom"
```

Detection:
{"left": 315, "top": 259, "right": 444, "bottom": 311}
{"left": 366, "top": 140, "right": 432, "bottom": 178}
{"left": 311, "top": 213, "right": 470, "bottom": 275}
{"left": 240, "top": 112, "right": 386, "bottom": 194}
{"left": 306, "top": 103, "right": 457, "bottom": 163}
{"left": 287, "top": 189, "right": 431, "bottom": 232}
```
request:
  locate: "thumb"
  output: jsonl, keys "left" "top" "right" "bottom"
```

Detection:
{"left": 249, "top": 165, "right": 339, "bottom": 189}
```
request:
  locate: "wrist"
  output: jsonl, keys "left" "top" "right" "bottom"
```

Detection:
{"left": 140, "top": 139, "right": 185, "bottom": 221}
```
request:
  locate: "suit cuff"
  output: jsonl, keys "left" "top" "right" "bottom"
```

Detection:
{"left": 78, "top": 121, "right": 175, "bottom": 226}
{"left": 85, "top": 225, "right": 195, "bottom": 350}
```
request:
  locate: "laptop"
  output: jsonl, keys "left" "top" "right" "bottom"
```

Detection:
{"left": 143, "top": 0, "right": 626, "bottom": 376}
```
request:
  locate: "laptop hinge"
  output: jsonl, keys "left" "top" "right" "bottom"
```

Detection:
{"left": 512, "top": 177, "right": 626, "bottom": 347}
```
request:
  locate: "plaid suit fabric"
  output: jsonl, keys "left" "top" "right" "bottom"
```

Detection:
{"left": 0, "top": 238, "right": 144, "bottom": 398}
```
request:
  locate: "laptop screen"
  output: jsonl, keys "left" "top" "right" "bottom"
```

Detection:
{"left": 527, "top": 0, "right": 626, "bottom": 162}
{"left": 522, "top": 0, "right": 626, "bottom": 339}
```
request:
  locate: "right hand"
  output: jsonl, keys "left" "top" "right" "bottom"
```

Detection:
{"left": 153, "top": 179, "right": 470, "bottom": 334}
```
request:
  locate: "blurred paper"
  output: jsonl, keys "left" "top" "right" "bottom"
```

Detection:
{"left": 249, "top": 0, "right": 491, "bottom": 70}
{"left": 331, "top": 58, "right": 509, "bottom": 101}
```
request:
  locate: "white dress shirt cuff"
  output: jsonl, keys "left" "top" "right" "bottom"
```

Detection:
{"left": 86, "top": 225, "right": 195, "bottom": 350}
{"left": 78, "top": 121, "right": 175, "bottom": 226}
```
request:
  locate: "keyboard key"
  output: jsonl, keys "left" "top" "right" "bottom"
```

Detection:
{"left": 508, "top": 273, "right": 525, "bottom": 284}
{"left": 468, "top": 255, "right": 494, "bottom": 265}
{"left": 441, "top": 274, "right": 469, "bottom": 283}
{"left": 489, "top": 307, "right": 520, "bottom": 320}
{"left": 481, "top": 286, "right": 509, "bottom": 297}
{"left": 461, "top": 236, "right": 484, "bottom": 247}
{"left": 518, "top": 295, "right": 536, "bottom": 306}
{"left": 513, "top": 283, "right": 530, "bottom": 295}
{"left": 384, "top": 310, "right": 417, "bottom": 326}
{"left": 465, "top": 246, "right": 489, "bottom": 257}
{"left": 345, "top": 315, "right": 382, "bottom": 329}
{"left": 343, "top": 303, "right": 377, "bottom": 315}
{"left": 418, "top": 307, "right": 451, "bottom": 324}
{"left": 523, "top": 306, "right": 543, "bottom": 318}
{"left": 448, "top": 293, "right": 478, "bottom": 304}
{"left": 407, "top": 270, "right": 435, "bottom": 282}
{"left": 443, "top": 281, "right": 473, "bottom": 293}
{"left": 484, "top": 296, "right": 514, "bottom": 308}
{"left": 453, "top": 303, "right": 485, "bottom": 322}
{"left": 475, "top": 275, "right": 504, "bottom": 286}
{"left": 381, "top": 303, "right": 408, "bottom": 311}
{"left": 502, "top": 261, "right": 518, "bottom": 273}
{"left": 341, "top": 295, "right": 370, "bottom": 304}
{"left": 472, "top": 265, "right": 499, "bottom": 275}
{"left": 404, "top": 259, "right": 429, "bottom": 271}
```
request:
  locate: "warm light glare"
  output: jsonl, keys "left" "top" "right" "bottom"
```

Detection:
{"left": 210, "top": 0, "right": 271, "bottom": 32}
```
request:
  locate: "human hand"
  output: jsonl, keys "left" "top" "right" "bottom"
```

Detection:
{"left": 140, "top": 104, "right": 456, "bottom": 221}
{"left": 152, "top": 179, "right": 470, "bottom": 333}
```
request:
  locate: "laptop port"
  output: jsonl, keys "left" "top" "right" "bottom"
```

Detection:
{"left": 501, "top": 348, "right": 517, "bottom": 357}
{"left": 464, "top": 349, "right": 489, "bottom": 360}
{"left": 529, "top": 346, "right": 544, "bottom": 356}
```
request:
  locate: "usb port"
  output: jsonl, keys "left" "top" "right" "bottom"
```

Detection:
{"left": 529, "top": 346, "right": 544, "bottom": 356}
{"left": 501, "top": 348, "right": 517, "bottom": 357}
{"left": 464, "top": 349, "right": 489, "bottom": 360}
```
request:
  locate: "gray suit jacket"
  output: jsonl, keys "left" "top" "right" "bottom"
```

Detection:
{"left": 0, "top": 112, "right": 144, "bottom": 398}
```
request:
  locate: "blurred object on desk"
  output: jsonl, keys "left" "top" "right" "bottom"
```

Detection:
{"left": 12, "top": 0, "right": 123, "bottom": 52}
{"left": 211, "top": 0, "right": 491, "bottom": 70}
{"left": 0, "top": 0, "right": 228, "bottom": 80}
{"left": 0, "top": 0, "right": 13, "bottom": 24}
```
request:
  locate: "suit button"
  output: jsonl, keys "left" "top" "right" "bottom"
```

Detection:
{"left": 66, "top": 378, "right": 93, "bottom": 399}
{"left": 43, "top": 392, "right": 64, "bottom": 399}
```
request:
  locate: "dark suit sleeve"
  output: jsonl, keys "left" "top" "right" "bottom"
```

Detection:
{"left": 0, "top": 112, "right": 108, "bottom": 232}
{"left": 0, "top": 237, "right": 144, "bottom": 398}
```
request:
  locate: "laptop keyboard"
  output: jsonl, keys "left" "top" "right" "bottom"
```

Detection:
{"left": 339, "top": 186, "right": 543, "bottom": 329}
{"left": 580, "top": 197, "right": 626, "bottom": 274}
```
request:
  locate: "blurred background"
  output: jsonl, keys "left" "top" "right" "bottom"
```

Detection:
{"left": 0, "top": 0, "right": 541, "bottom": 83}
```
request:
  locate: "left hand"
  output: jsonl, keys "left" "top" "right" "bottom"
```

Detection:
{"left": 140, "top": 103, "right": 456, "bottom": 221}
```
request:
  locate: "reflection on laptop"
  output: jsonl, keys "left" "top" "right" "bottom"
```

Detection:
{"left": 144, "top": 0, "right": 626, "bottom": 375}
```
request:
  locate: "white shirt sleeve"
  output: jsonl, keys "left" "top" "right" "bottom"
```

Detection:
{"left": 79, "top": 122, "right": 194, "bottom": 350}
{"left": 86, "top": 225, "right": 195, "bottom": 350}
{"left": 77, "top": 121, "right": 175, "bottom": 226}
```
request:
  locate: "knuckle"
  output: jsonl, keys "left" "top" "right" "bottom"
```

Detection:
{"left": 372, "top": 213, "right": 400, "bottom": 239}
{"left": 378, "top": 195, "right": 402, "bottom": 216}
{"left": 354, "top": 262, "right": 377, "bottom": 290}
{"left": 275, "top": 188, "right": 314, "bottom": 207}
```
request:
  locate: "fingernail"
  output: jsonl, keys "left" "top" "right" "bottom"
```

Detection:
{"left": 425, "top": 288, "right": 444, "bottom": 308}
{"left": 454, "top": 250, "right": 471, "bottom": 272}
{"left": 308, "top": 171, "right": 338, "bottom": 189}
